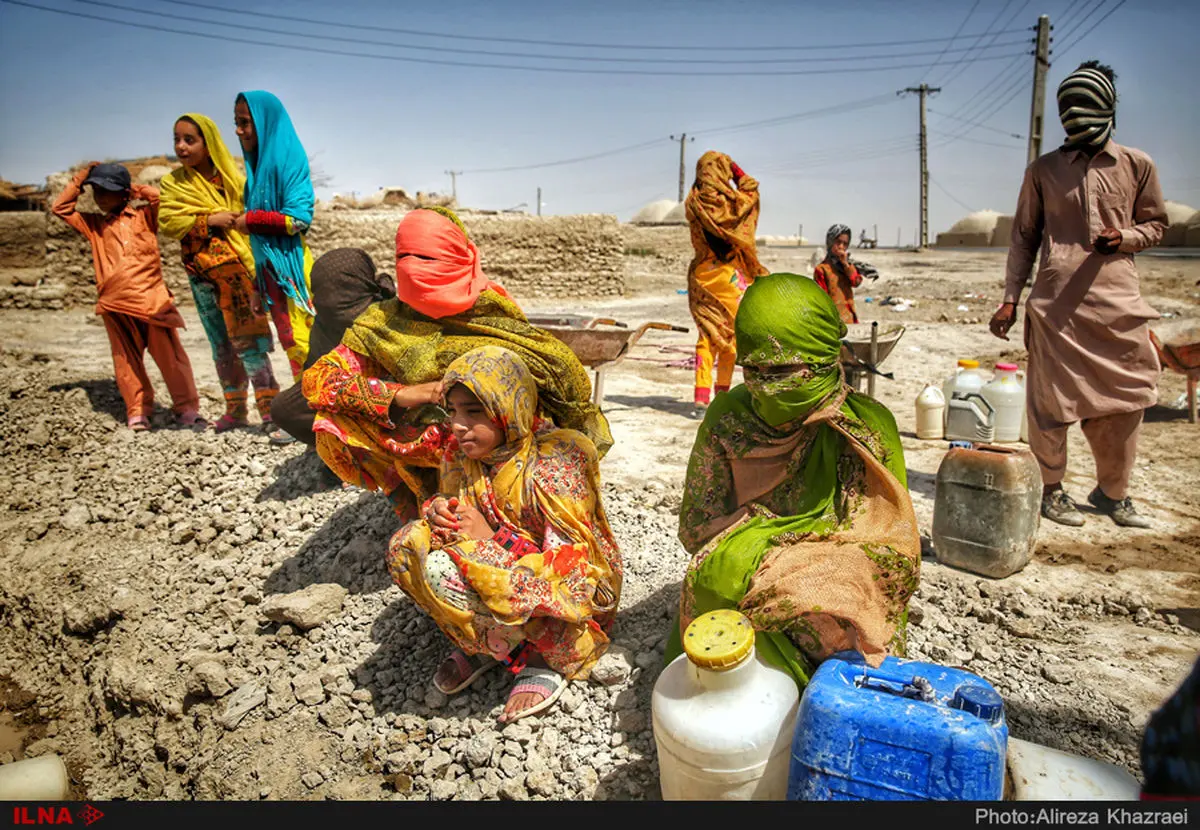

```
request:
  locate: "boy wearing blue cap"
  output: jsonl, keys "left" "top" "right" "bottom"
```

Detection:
{"left": 51, "top": 162, "right": 203, "bottom": 431}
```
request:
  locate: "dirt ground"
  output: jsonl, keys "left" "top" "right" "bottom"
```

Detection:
{"left": 0, "top": 246, "right": 1196, "bottom": 801}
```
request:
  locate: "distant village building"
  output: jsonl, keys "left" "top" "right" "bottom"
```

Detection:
{"left": 935, "top": 210, "right": 1013, "bottom": 248}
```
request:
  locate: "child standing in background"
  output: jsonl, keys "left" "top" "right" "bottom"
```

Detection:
{"left": 233, "top": 90, "right": 316, "bottom": 444}
{"left": 52, "top": 162, "right": 203, "bottom": 432}
{"left": 159, "top": 113, "right": 281, "bottom": 435}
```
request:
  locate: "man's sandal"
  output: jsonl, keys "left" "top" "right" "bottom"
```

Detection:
{"left": 433, "top": 650, "right": 498, "bottom": 695}
{"left": 498, "top": 665, "right": 567, "bottom": 724}
{"left": 127, "top": 415, "right": 151, "bottom": 432}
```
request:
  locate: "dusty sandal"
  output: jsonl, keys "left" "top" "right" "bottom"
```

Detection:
{"left": 499, "top": 666, "right": 566, "bottom": 724}
{"left": 213, "top": 414, "right": 249, "bottom": 432}
{"left": 127, "top": 416, "right": 151, "bottom": 432}
{"left": 176, "top": 410, "right": 208, "bottom": 429}
{"left": 433, "top": 650, "right": 498, "bottom": 695}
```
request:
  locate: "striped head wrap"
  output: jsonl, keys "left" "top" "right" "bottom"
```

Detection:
{"left": 1057, "top": 65, "right": 1116, "bottom": 150}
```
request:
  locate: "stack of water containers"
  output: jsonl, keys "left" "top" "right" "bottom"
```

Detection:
{"left": 917, "top": 359, "right": 1028, "bottom": 443}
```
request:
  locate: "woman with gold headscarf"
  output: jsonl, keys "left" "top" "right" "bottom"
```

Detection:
{"left": 388, "top": 345, "right": 622, "bottom": 723}
{"left": 685, "top": 151, "right": 769, "bottom": 407}
{"left": 666, "top": 273, "right": 920, "bottom": 690}
{"left": 159, "top": 113, "right": 280, "bottom": 433}
{"left": 303, "top": 207, "right": 612, "bottom": 520}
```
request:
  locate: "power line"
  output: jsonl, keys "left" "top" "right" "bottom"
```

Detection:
{"left": 0, "top": 0, "right": 1028, "bottom": 76}
{"left": 930, "top": 176, "right": 977, "bottom": 213}
{"left": 690, "top": 95, "right": 899, "bottom": 139}
{"left": 65, "top": 0, "right": 1033, "bottom": 66}
{"left": 143, "top": 0, "right": 1027, "bottom": 53}
{"left": 1049, "top": 0, "right": 1110, "bottom": 57}
{"left": 933, "top": 0, "right": 1026, "bottom": 86}
{"left": 928, "top": 108, "right": 1025, "bottom": 139}
{"left": 929, "top": 130, "right": 1027, "bottom": 151}
{"left": 936, "top": 61, "right": 1031, "bottom": 141}
{"left": 1055, "top": 0, "right": 1094, "bottom": 32}
{"left": 462, "top": 139, "right": 666, "bottom": 174}
{"left": 461, "top": 96, "right": 903, "bottom": 174}
{"left": 920, "top": 0, "right": 982, "bottom": 83}
{"left": 1054, "top": 0, "right": 1129, "bottom": 61}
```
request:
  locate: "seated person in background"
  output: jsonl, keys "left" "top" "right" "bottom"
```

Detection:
{"left": 665, "top": 273, "right": 920, "bottom": 689}
{"left": 387, "top": 345, "right": 623, "bottom": 724}
{"left": 813, "top": 223, "right": 879, "bottom": 324}
{"left": 303, "top": 207, "right": 611, "bottom": 520}
{"left": 269, "top": 248, "right": 395, "bottom": 448}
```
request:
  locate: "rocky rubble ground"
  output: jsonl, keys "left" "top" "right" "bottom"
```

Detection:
{"left": 0, "top": 344, "right": 1191, "bottom": 800}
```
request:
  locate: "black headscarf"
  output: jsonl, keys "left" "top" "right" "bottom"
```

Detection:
{"left": 304, "top": 248, "right": 397, "bottom": 370}
{"left": 822, "top": 223, "right": 879, "bottom": 281}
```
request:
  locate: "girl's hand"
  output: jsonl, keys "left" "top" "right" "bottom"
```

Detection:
{"left": 425, "top": 497, "right": 460, "bottom": 530}
{"left": 455, "top": 503, "right": 495, "bottom": 541}
{"left": 393, "top": 381, "right": 443, "bottom": 410}
{"left": 233, "top": 214, "right": 249, "bottom": 234}
{"left": 209, "top": 212, "right": 237, "bottom": 230}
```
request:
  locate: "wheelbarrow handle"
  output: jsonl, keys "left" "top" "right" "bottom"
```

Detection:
{"left": 641, "top": 322, "right": 690, "bottom": 333}
{"left": 585, "top": 318, "right": 629, "bottom": 329}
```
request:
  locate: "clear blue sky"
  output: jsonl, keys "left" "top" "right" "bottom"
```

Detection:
{"left": 2, "top": 0, "right": 1197, "bottom": 238}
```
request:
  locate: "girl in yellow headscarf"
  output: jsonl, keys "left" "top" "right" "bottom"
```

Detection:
{"left": 387, "top": 345, "right": 623, "bottom": 724}
{"left": 159, "top": 113, "right": 282, "bottom": 436}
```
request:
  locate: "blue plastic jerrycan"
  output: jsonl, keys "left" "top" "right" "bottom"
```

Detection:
{"left": 787, "top": 651, "right": 1008, "bottom": 801}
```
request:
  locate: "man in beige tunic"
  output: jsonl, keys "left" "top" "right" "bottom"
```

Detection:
{"left": 990, "top": 60, "right": 1166, "bottom": 528}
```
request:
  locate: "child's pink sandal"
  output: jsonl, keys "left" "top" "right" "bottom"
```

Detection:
{"left": 213, "top": 413, "right": 249, "bottom": 432}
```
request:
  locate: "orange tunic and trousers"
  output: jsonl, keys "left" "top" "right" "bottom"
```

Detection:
{"left": 52, "top": 168, "right": 199, "bottom": 421}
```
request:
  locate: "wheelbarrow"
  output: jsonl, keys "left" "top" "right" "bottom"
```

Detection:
{"left": 840, "top": 322, "right": 906, "bottom": 397}
{"left": 526, "top": 314, "right": 690, "bottom": 407}
{"left": 1150, "top": 319, "right": 1200, "bottom": 423}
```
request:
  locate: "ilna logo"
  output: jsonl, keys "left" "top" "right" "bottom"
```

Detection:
{"left": 11, "top": 806, "right": 104, "bottom": 826}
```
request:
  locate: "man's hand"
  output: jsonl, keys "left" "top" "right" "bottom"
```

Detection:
{"left": 209, "top": 212, "right": 237, "bottom": 230}
{"left": 1094, "top": 227, "right": 1122, "bottom": 255}
{"left": 233, "top": 214, "right": 249, "bottom": 234}
{"left": 392, "top": 381, "right": 443, "bottom": 410}
{"left": 989, "top": 303, "right": 1017, "bottom": 341}
{"left": 454, "top": 503, "right": 495, "bottom": 541}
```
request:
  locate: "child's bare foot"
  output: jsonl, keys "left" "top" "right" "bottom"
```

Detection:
{"left": 499, "top": 652, "right": 566, "bottom": 724}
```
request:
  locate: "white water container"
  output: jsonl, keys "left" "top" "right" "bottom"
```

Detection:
{"left": 0, "top": 755, "right": 71, "bottom": 800}
{"left": 982, "top": 363, "right": 1026, "bottom": 443}
{"left": 1006, "top": 737, "right": 1140, "bottom": 800}
{"left": 652, "top": 610, "right": 799, "bottom": 800}
{"left": 942, "top": 359, "right": 987, "bottom": 430}
{"left": 916, "top": 384, "right": 946, "bottom": 440}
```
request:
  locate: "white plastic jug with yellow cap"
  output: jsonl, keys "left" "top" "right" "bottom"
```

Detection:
{"left": 652, "top": 610, "right": 800, "bottom": 800}
{"left": 942, "top": 359, "right": 987, "bottom": 431}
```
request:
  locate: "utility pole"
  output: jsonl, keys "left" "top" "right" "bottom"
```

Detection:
{"left": 1027, "top": 15, "right": 1052, "bottom": 166}
{"left": 899, "top": 84, "right": 940, "bottom": 248}
{"left": 669, "top": 134, "right": 694, "bottom": 202}
{"left": 444, "top": 170, "right": 462, "bottom": 203}
{"left": 537, "top": 187, "right": 542, "bottom": 217}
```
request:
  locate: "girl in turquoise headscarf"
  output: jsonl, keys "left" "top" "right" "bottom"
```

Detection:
{"left": 665, "top": 273, "right": 921, "bottom": 690}
{"left": 233, "top": 90, "right": 316, "bottom": 409}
